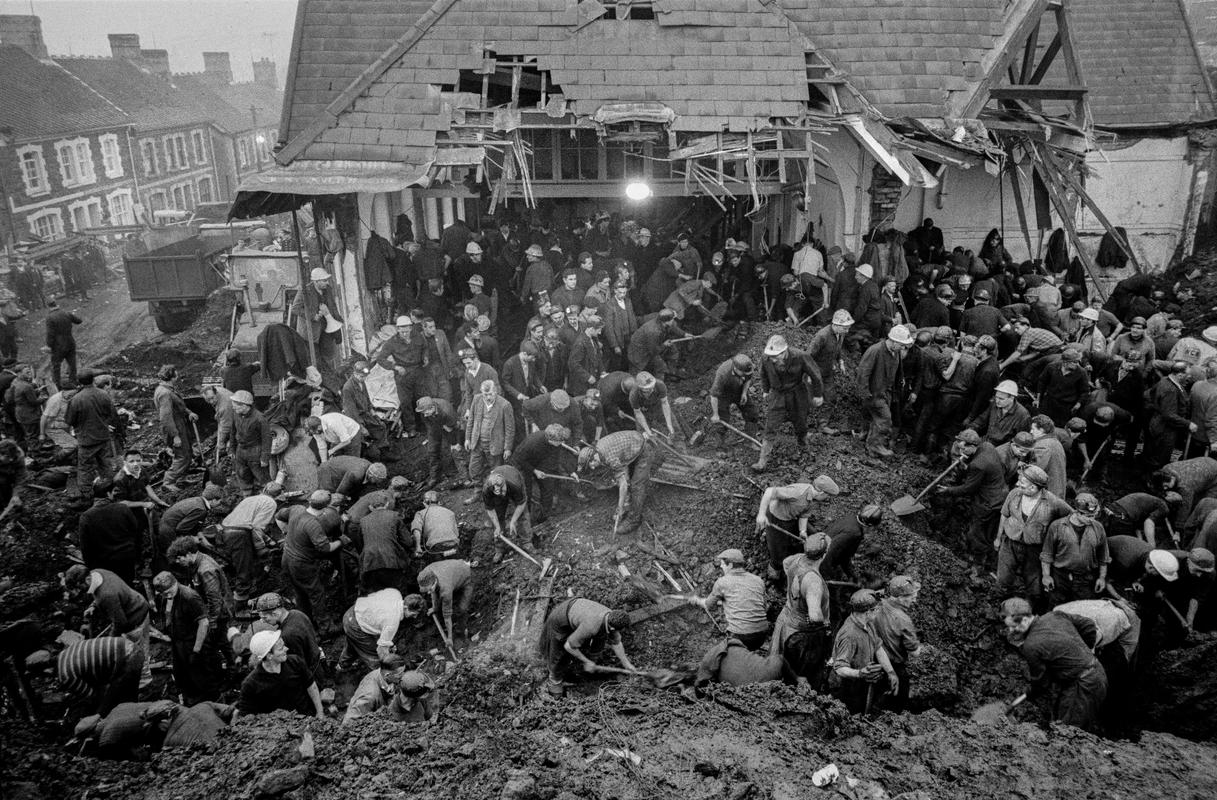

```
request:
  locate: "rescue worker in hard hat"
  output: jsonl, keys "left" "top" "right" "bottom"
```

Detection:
{"left": 753, "top": 334, "right": 825, "bottom": 472}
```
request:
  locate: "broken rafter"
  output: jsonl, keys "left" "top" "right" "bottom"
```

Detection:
{"left": 1024, "top": 143, "right": 1108, "bottom": 299}
{"left": 1036, "top": 142, "right": 1143, "bottom": 273}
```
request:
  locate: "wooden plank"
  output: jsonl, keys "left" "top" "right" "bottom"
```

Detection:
{"left": 989, "top": 85, "right": 1086, "bottom": 100}
{"left": 1039, "top": 144, "right": 1144, "bottom": 274}
{"left": 957, "top": 0, "right": 1052, "bottom": 119}
{"left": 1005, "top": 156, "right": 1035, "bottom": 262}
{"left": 1029, "top": 147, "right": 1108, "bottom": 300}
{"left": 1019, "top": 21, "right": 1040, "bottom": 84}
{"left": 1027, "top": 33, "right": 1061, "bottom": 85}
{"left": 1053, "top": 4, "right": 1087, "bottom": 121}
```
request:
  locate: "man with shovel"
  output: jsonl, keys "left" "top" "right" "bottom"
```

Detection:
{"left": 628, "top": 371, "right": 687, "bottom": 441}
{"left": 683, "top": 548, "right": 769, "bottom": 650}
{"left": 539, "top": 597, "right": 636, "bottom": 697}
{"left": 999, "top": 596, "right": 1107, "bottom": 731}
{"left": 702, "top": 354, "right": 759, "bottom": 450}
{"left": 482, "top": 466, "right": 536, "bottom": 564}
{"left": 754, "top": 475, "right": 840, "bottom": 584}
{"left": 936, "top": 429, "right": 1007, "bottom": 564}
{"left": 578, "top": 430, "right": 664, "bottom": 535}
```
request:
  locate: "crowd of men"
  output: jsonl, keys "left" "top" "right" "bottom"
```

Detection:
{"left": 3, "top": 212, "right": 1215, "bottom": 754}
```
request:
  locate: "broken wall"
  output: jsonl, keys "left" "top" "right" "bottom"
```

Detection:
{"left": 891, "top": 135, "right": 1203, "bottom": 277}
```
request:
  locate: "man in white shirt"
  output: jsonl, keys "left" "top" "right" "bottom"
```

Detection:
{"left": 339, "top": 587, "right": 425, "bottom": 671}
{"left": 306, "top": 412, "right": 363, "bottom": 462}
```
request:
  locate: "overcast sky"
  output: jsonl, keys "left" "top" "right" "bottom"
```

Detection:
{"left": 0, "top": 0, "right": 298, "bottom": 81}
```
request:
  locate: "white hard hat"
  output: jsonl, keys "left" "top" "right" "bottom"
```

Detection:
{"left": 995, "top": 380, "right": 1019, "bottom": 396}
{"left": 309, "top": 268, "right": 330, "bottom": 281}
{"left": 763, "top": 335, "right": 789, "bottom": 356}
{"left": 466, "top": 241, "right": 483, "bottom": 255}
{"left": 395, "top": 315, "right": 414, "bottom": 326}
{"left": 249, "top": 629, "right": 282, "bottom": 662}
{"left": 856, "top": 263, "right": 874, "bottom": 279}
{"left": 1149, "top": 550, "right": 1179, "bottom": 581}
{"left": 832, "top": 310, "right": 854, "bottom": 326}
{"left": 887, "top": 326, "right": 913, "bottom": 345}
{"left": 1079, "top": 308, "right": 1100, "bottom": 322}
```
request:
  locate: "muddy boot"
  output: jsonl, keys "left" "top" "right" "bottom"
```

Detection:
{"left": 751, "top": 440, "right": 773, "bottom": 472}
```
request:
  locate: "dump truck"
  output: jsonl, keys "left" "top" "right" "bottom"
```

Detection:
{"left": 123, "top": 236, "right": 228, "bottom": 334}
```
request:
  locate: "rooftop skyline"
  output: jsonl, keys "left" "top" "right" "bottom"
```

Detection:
{"left": 0, "top": 0, "right": 297, "bottom": 81}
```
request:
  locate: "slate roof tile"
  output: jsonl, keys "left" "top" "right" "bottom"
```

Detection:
{"left": 1052, "top": 0, "right": 1214, "bottom": 126}
{"left": 0, "top": 45, "right": 130, "bottom": 139}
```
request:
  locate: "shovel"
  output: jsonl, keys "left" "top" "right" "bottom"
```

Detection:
{"left": 970, "top": 693, "right": 1027, "bottom": 724}
{"left": 1177, "top": 432, "right": 1192, "bottom": 462}
{"left": 1079, "top": 438, "right": 1111, "bottom": 485}
{"left": 716, "top": 419, "right": 763, "bottom": 449}
{"left": 890, "top": 456, "right": 966, "bottom": 516}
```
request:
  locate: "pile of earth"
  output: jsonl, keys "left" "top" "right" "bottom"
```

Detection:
{"left": 1158, "top": 249, "right": 1217, "bottom": 332}
{"left": 17, "top": 674, "right": 1217, "bottom": 800}
{"left": 96, "top": 288, "right": 241, "bottom": 388}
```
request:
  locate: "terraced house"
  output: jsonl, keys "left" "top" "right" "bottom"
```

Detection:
{"left": 0, "top": 14, "right": 285, "bottom": 256}
{"left": 0, "top": 32, "right": 136, "bottom": 250}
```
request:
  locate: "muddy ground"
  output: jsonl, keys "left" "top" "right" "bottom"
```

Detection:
{"left": 3, "top": 289, "right": 1217, "bottom": 798}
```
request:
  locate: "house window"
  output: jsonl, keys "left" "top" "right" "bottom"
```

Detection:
{"left": 174, "top": 135, "right": 189, "bottom": 169}
{"left": 238, "top": 138, "right": 250, "bottom": 168}
{"left": 196, "top": 176, "right": 214, "bottom": 203}
{"left": 99, "top": 134, "right": 123, "bottom": 178}
{"left": 17, "top": 145, "right": 49, "bottom": 196}
{"left": 28, "top": 209, "right": 64, "bottom": 240}
{"left": 191, "top": 130, "right": 207, "bottom": 164}
{"left": 68, "top": 198, "right": 104, "bottom": 232}
{"left": 55, "top": 137, "right": 96, "bottom": 187}
{"left": 139, "top": 139, "right": 158, "bottom": 176}
{"left": 108, "top": 190, "right": 135, "bottom": 225}
{"left": 162, "top": 136, "right": 177, "bottom": 170}
{"left": 171, "top": 183, "right": 193, "bottom": 210}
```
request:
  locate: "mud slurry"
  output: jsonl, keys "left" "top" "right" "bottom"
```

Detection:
{"left": 6, "top": 319, "right": 1217, "bottom": 798}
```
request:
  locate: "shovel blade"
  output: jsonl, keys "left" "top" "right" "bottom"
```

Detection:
{"left": 890, "top": 495, "right": 924, "bottom": 516}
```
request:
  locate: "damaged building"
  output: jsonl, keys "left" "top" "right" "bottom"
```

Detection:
{"left": 232, "top": 0, "right": 1216, "bottom": 338}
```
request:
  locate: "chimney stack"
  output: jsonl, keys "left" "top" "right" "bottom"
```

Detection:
{"left": 139, "top": 48, "right": 170, "bottom": 76}
{"left": 252, "top": 57, "right": 278, "bottom": 89}
{"left": 202, "top": 51, "right": 232, "bottom": 85}
{"left": 0, "top": 15, "right": 48, "bottom": 59}
{"left": 108, "top": 33, "right": 141, "bottom": 61}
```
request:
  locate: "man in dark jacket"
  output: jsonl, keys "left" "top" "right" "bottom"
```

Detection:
{"left": 229, "top": 390, "right": 272, "bottom": 494}
{"left": 1000, "top": 597, "right": 1107, "bottom": 732}
{"left": 912, "top": 284, "right": 953, "bottom": 330}
{"left": 627, "top": 310, "right": 686, "bottom": 381}
{"left": 937, "top": 430, "right": 1008, "bottom": 563}
{"left": 45, "top": 300, "right": 82, "bottom": 387}
{"left": 566, "top": 317, "right": 605, "bottom": 396}
{"left": 754, "top": 334, "right": 825, "bottom": 472}
{"left": 341, "top": 362, "right": 387, "bottom": 458}
{"left": 1146, "top": 362, "right": 1193, "bottom": 470}
{"left": 78, "top": 480, "right": 143, "bottom": 585}
{"left": 64, "top": 368, "right": 116, "bottom": 496}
